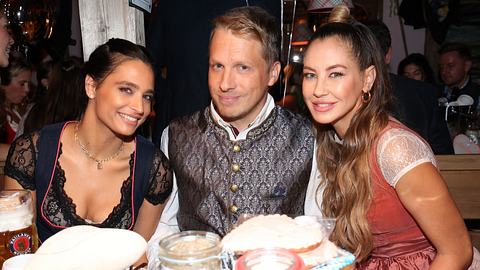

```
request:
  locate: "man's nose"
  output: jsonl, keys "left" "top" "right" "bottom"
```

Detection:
{"left": 219, "top": 69, "right": 235, "bottom": 92}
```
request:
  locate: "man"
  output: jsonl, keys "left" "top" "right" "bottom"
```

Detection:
{"left": 438, "top": 42, "right": 480, "bottom": 110}
{"left": 146, "top": 1, "right": 280, "bottom": 145}
{"left": 366, "top": 20, "right": 454, "bottom": 154}
{"left": 147, "top": 7, "right": 319, "bottom": 258}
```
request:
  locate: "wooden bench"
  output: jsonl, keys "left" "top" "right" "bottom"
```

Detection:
{"left": 436, "top": 155, "right": 480, "bottom": 249}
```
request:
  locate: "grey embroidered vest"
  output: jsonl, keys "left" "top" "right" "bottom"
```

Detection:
{"left": 168, "top": 106, "right": 314, "bottom": 236}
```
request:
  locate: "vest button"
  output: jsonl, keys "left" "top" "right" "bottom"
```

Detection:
{"left": 232, "top": 163, "right": 240, "bottom": 172}
{"left": 233, "top": 144, "right": 241, "bottom": 152}
{"left": 229, "top": 205, "right": 238, "bottom": 214}
{"left": 230, "top": 184, "right": 239, "bottom": 192}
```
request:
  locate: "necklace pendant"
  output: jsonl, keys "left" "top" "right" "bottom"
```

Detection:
{"left": 97, "top": 162, "right": 103, "bottom": 170}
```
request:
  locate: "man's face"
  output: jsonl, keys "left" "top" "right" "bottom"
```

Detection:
{"left": 208, "top": 28, "right": 279, "bottom": 130}
{"left": 439, "top": 51, "right": 471, "bottom": 88}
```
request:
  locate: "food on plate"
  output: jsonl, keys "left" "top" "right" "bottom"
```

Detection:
{"left": 221, "top": 214, "right": 325, "bottom": 253}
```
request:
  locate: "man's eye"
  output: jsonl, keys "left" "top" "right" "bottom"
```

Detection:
{"left": 211, "top": 64, "right": 222, "bottom": 70}
{"left": 238, "top": 65, "right": 249, "bottom": 71}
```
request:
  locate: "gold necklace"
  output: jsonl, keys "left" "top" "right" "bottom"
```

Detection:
{"left": 74, "top": 123, "right": 124, "bottom": 169}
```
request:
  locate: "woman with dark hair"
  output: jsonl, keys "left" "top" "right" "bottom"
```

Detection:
{"left": 21, "top": 57, "right": 86, "bottom": 135}
{"left": 398, "top": 53, "right": 436, "bottom": 84}
{"left": 4, "top": 39, "right": 173, "bottom": 265}
{"left": 302, "top": 5, "right": 475, "bottom": 269}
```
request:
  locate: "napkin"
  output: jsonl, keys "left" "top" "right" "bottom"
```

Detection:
{"left": 24, "top": 225, "right": 146, "bottom": 270}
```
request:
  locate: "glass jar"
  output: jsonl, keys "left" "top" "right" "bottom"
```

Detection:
{"left": 157, "top": 231, "right": 221, "bottom": 270}
{"left": 236, "top": 248, "right": 305, "bottom": 270}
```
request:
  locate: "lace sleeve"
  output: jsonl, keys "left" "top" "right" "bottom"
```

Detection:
{"left": 144, "top": 149, "right": 173, "bottom": 205}
{"left": 4, "top": 132, "right": 39, "bottom": 190}
{"left": 376, "top": 128, "right": 437, "bottom": 188}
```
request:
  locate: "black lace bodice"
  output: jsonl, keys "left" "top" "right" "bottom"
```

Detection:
{"left": 5, "top": 131, "right": 172, "bottom": 229}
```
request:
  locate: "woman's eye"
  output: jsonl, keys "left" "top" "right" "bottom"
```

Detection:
{"left": 120, "top": 87, "right": 132, "bottom": 94}
{"left": 143, "top": 94, "right": 154, "bottom": 102}
{"left": 329, "top": 72, "right": 344, "bottom": 78}
{"left": 303, "top": 73, "right": 316, "bottom": 79}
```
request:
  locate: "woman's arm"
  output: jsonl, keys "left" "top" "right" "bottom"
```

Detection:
{"left": 396, "top": 163, "right": 472, "bottom": 269}
{"left": 132, "top": 199, "right": 166, "bottom": 266}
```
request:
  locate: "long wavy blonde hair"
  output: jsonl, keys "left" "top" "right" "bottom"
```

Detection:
{"left": 308, "top": 6, "right": 392, "bottom": 262}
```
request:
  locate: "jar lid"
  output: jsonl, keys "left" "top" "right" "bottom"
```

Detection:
{"left": 158, "top": 230, "right": 221, "bottom": 261}
{"left": 236, "top": 248, "right": 306, "bottom": 270}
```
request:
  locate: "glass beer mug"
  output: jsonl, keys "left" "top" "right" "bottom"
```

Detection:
{"left": 0, "top": 190, "right": 38, "bottom": 268}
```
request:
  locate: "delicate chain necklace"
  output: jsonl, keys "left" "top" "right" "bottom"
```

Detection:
{"left": 74, "top": 123, "right": 124, "bottom": 169}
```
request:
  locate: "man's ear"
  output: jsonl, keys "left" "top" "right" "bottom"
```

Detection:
{"left": 363, "top": 65, "right": 376, "bottom": 92}
{"left": 385, "top": 47, "right": 393, "bottom": 66}
{"left": 267, "top": 61, "right": 281, "bottom": 86}
{"left": 85, "top": 75, "right": 97, "bottom": 99}
{"left": 465, "top": 59, "right": 472, "bottom": 73}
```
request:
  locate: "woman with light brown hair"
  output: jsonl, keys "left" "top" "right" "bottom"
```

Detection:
{"left": 302, "top": 5, "right": 477, "bottom": 269}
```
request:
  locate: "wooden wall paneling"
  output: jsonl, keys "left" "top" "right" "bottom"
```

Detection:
{"left": 78, "top": 0, "right": 145, "bottom": 60}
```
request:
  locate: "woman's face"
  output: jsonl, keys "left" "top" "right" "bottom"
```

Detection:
{"left": 403, "top": 63, "right": 424, "bottom": 81}
{"left": 4, "top": 69, "right": 31, "bottom": 105}
{"left": 302, "top": 37, "right": 375, "bottom": 137}
{"left": 86, "top": 59, "right": 154, "bottom": 136}
{"left": 0, "top": 16, "right": 12, "bottom": 67}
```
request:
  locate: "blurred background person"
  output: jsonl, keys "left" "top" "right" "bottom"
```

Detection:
{"left": 0, "top": 54, "right": 33, "bottom": 144}
{"left": 21, "top": 57, "right": 86, "bottom": 136}
{"left": 398, "top": 53, "right": 437, "bottom": 85}
{"left": 438, "top": 42, "right": 480, "bottom": 111}
{"left": 366, "top": 20, "right": 453, "bottom": 154}
{"left": 0, "top": 9, "right": 13, "bottom": 189}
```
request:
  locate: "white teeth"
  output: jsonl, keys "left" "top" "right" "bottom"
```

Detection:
{"left": 317, "top": 104, "right": 331, "bottom": 107}
{"left": 120, "top": 113, "right": 137, "bottom": 121}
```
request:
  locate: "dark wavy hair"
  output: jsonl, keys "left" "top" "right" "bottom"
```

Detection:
{"left": 397, "top": 53, "right": 436, "bottom": 84}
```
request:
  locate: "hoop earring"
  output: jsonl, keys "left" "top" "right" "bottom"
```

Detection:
{"left": 362, "top": 91, "right": 371, "bottom": 103}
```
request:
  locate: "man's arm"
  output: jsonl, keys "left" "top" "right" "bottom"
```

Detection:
{"left": 146, "top": 127, "right": 180, "bottom": 263}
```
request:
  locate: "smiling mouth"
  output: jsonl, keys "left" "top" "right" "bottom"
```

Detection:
{"left": 119, "top": 113, "right": 140, "bottom": 123}
{"left": 312, "top": 102, "right": 335, "bottom": 112}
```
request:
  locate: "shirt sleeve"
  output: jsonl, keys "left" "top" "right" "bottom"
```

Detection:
{"left": 144, "top": 148, "right": 173, "bottom": 205}
{"left": 305, "top": 139, "right": 323, "bottom": 216}
{"left": 376, "top": 127, "right": 437, "bottom": 187}
{"left": 4, "top": 132, "right": 39, "bottom": 190}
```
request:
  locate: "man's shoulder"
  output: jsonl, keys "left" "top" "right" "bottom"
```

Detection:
{"left": 170, "top": 108, "right": 207, "bottom": 124}
{"left": 275, "top": 106, "right": 312, "bottom": 127}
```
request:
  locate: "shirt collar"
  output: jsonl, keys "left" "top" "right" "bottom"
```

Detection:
{"left": 210, "top": 94, "right": 275, "bottom": 141}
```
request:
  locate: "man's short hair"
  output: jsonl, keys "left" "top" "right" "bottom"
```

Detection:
{"left": 211, "top": 6, "right": 279, "bottom": 66}
{"left": 438, "top": 42, "right": 472, "bottom": 61}
{"left": 364, "top": 20, "right": 391, "bottom": 57}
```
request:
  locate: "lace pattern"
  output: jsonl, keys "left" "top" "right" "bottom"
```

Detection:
{"left": 4, "top": 132, "right": 38, "bottom": 190}
{"left": 376, "top": 128, "right": 437, "bottom": 187}
{"left": 5, "top": 131, "right": 172, "bottom": 229}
